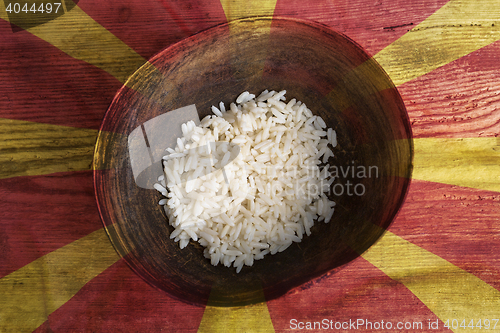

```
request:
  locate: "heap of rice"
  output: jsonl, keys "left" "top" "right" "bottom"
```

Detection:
{"left": 155, "top": 90, "right": 337, "bottom": 273}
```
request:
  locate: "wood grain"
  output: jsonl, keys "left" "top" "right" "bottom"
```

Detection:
{"left": 399, "top": 39, "right": 500, "bottom": 138}
{"left": 2, "top": 2, "right": 147, "bottom": 84}
{"left": 221, "top": 0, "right": 276, "bottom": 21}
{"left": 361, "top": 230, "right": 500, "bottom": 333}
{"left": 267, "top": 178, "right": 500, "bottom": 332}
{"left": 273, "top": 0, "right": 450, "bottom": 56}
{"left": 78, "top": 0, "right": 227, "bottom": 60}
{"left": 32, "top": 260, "right": 205, "bottom": 333}
{"left": 267, "top": 256, "right": 449, "bottom": 333}
{"left": 0, "top": 118, "right": 97, "bottom": 179}
{"left": 199, "top": 293, "right": 274, "bottom": 333}
{"left": 374, "top": 0, "right": 500, "bottom": 86}
{"left": 413, "top": 137, "right": 500, "bottom": 192}
{"left": 0, "top": 19, "right": 120, "bottom": 129}
{"left": 0, "top": 171, "right": 103, "bottom": 278}
{"left": 0, "top": 228, "right": 119, "bottom": 333}
{"left": 390, "top": 179, "right": 500, "bottom": 291}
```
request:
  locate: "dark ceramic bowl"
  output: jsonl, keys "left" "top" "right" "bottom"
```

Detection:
{"left": 93, "top": 17, "right": 413, "bottom": 307}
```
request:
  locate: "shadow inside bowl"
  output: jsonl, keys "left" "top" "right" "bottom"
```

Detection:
{"left": 93, "top": 17, "right": 413, "bottom": 307}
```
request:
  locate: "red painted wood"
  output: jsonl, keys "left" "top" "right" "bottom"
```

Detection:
{"left": 0, "top": 171, "right": 103, "bottom": 278}
{"left": 389, "top": 179, "right": 500, "bottom": 291}
{"left": 77, "top": 0, "right": 227, "bottom": 60}
{"left": 273, "top": 0, "right": 449, "bottom": 56}
{"left": 399, "top": 40, "right": 500, "bottom": 138}
{"left": 0, "top": 20, "right": 120, "bottom": 130}
{"left": 268, "top": 177, "right": 500, "bottom": 331}
{"left": 32, "top": 259, "right": 204, "bottom": 333}
{"left": 267, "top": 257, "right": 450, "bottom": 333}
{"left": 0, "top": 0, "right": 227, "bottom": 130}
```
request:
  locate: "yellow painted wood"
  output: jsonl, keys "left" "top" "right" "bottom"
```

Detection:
{"left": 0, "top": 118, "right": 98, "bottom": 179}
{"left": 413, "top": 137, "right": 500, "bottom": 192}
{"left": 0, "top": 228, "right": 120, "bottom": 333}
{"left": 375, "top": 0, "right": 500, "bottom": 86}
{"left": 220, "top": 0, "right": 277, "bottom": 22}
{"left": 361, "top": 230, "right": 500, "bottom": 333}
{"left": 0, "top": 118, "right": 127, "bottom": 179}
{"left": 198, "top": 292, "right": 275, "bottom": 333}
{"left": 0, "top": 0, "right": 8, "bottom": 21}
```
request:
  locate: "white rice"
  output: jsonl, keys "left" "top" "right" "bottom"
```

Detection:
{"left": 156, "top": 90, "right": 337, "bottom": 273}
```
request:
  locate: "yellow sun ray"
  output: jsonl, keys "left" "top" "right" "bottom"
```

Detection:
{"left": 0, "top": 228, "right": 120, "bottom": 332}
{"left": 374, "top": 0, "right": 500, "bottom": 87}
{"left": 0, "top": 118, "right": 128, "bottom": 179}
{"left": 220, "top": 0, "right": 277, "bottom": 79}
{"left": 198, "top": 288, "right": 275, "bottom": 333}
{"left": 361, "top": 230, "right": 500, "bottom": 333}
{"left": 0, "top": 118, "right": 97, "bottom": 179}
{"left": 1, "top": 1, "right": 147, "bottom": 84}
{"left": 413, "top": 137, "right": 500, "bottom": 192}
{"left": 0, "top": 2, "right": 7, "bottom": 21}
{"left": 198, "top": 304, "right": 275, "bottom": 333}
{"left": 325, "top": 0, "right": 500, "bottom": 110}
{"left": 0, "top": 1, "right": 182, "bottom": 180}
{"left": 220, "top": 0, "right": 277, "bottom": 22}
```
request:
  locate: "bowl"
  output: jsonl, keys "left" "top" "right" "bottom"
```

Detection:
{"left": 93, "top": 17, "right": 413, "bottom": 307}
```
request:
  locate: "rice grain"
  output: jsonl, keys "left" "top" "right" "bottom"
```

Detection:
{"left": 156, "top": 90, "right": 337, "bottom": 272}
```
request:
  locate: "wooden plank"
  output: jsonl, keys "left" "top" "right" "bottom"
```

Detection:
{"left": 391, "top": 179, "right": 500, "bottom": 291}
{"left": 220, "top": 0, "right": 277, "bottom": 21}
{"left": 0, "top": 228, "right": 119, "bottom": 333}
{"left": 267, "top": 256, "right": 449, "bottom": 332}
{"left": 0, "top": 20, "right": 119, "bottom": 129}
{"left": 77, "top": 0, "right": 227, "bottom": 60}
{"left": 375, "top": 0, "right": 500, "bottom": 86}
{"left": 0, "top": 118, "right": 97, "bottom": 179}
{"left": 273, "top": 0, "right": 450, "bottom": 55}
{"left": 0, "top": 171, "right": 103, "bottom": 278}
{"left": 361, "top": 230, "right": 500, "bottom": 333}
{"left": 32, "top": 260, "right": 205, "bottom": 333}
{"left": 400, "top": 40, "right": 500, "bottom": 138}
{"left": 1, "top": 1, "right": 147, "bottom": 84}
{"left": 413, "top": 137, "right": 500, "bottom": 192}
{"left": 1, "top": 1, "right": 500, "bottom": 332}
{"left": 199, "top": 290, "right": 274, "bottom": 333}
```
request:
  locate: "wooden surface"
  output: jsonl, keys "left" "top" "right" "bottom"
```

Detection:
{"left": 1, "top": 0, "right": 499, "bottom": 332}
